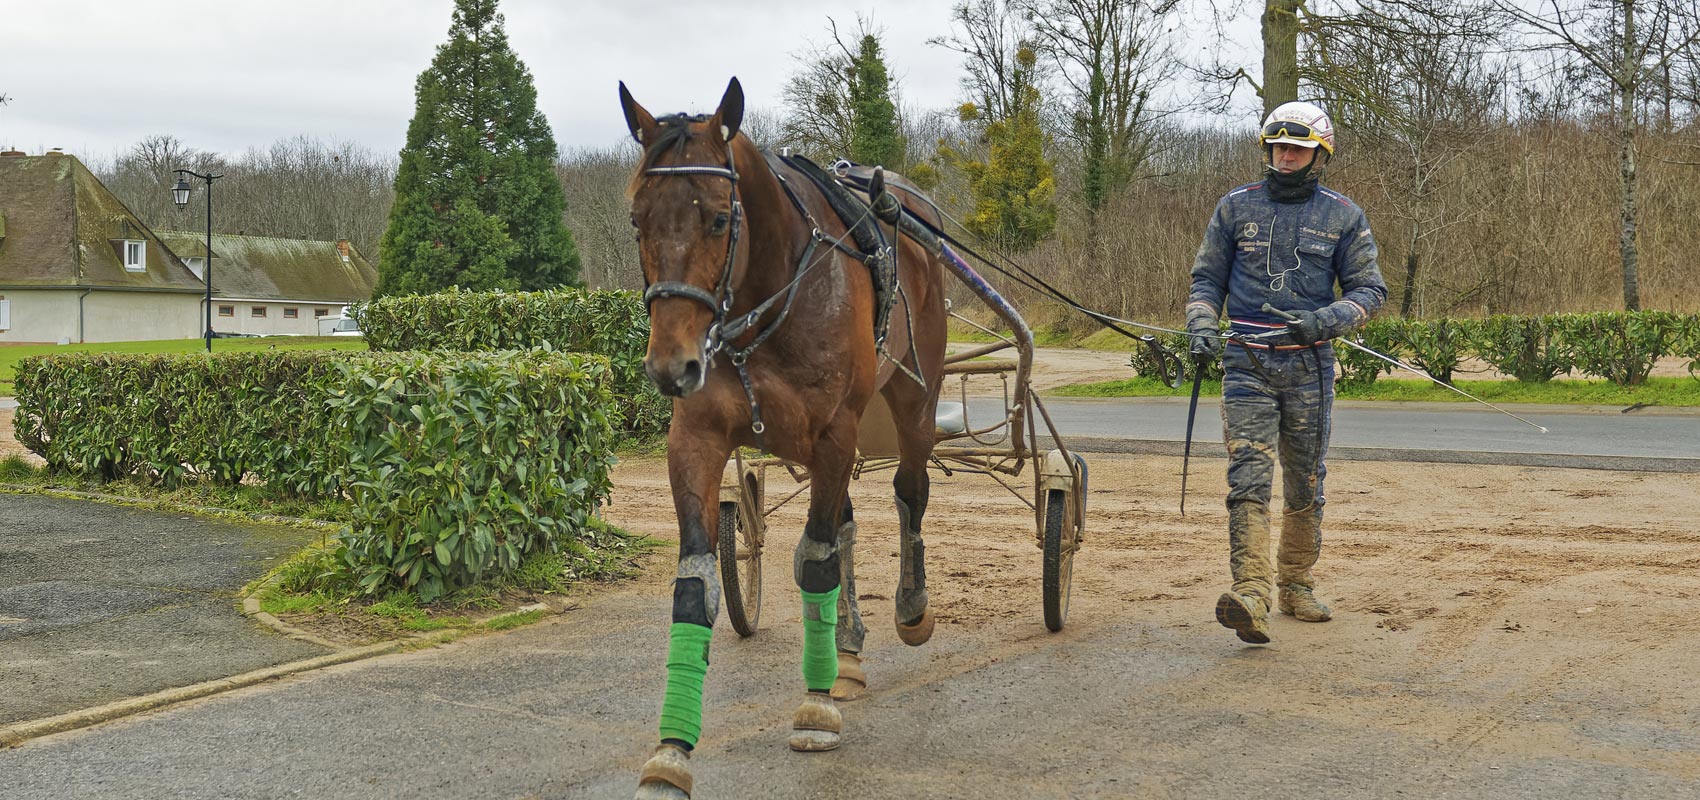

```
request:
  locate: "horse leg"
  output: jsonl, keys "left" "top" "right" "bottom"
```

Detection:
{"left": 888, "top": 386, "right": 937, "bottom": 646}
{"left": 832, "top": 495, "right": 868, "bottom": 701}
{"left": 788, "top": 420, "right": 857, "bottom": 752}
{"left": 637, "top": 431, "right": 731, "bottom": 800}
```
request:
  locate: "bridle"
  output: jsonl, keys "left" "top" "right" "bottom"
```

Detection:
{"left": 638, "top": 146, "right": 744, "bottom": 363}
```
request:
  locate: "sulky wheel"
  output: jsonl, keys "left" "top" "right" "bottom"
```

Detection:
{"left": 718, "top": 498, "right": 763, "bottom": 637}
{"left": 1040, "top": 451, "right": 1087, "bottom": 633}
{"left": 1042, "top": 488, "right": 1076, "bottom": 632}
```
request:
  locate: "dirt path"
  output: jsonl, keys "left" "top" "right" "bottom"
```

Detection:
{"left": 600, "top": 452, "right": 1700, "bottom": 795}
{"left": 0, "top": 408, "right": 40, "bottom": 464}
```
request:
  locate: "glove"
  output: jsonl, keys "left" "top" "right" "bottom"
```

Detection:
{"left": 1283, "top": 309, "right": 1324, "bottom": 345}
{"left": 1186, "top": 305, "right": 1221, "bottom": 359}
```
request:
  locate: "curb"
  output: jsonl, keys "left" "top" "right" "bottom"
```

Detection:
{"left": 0, "top": 602, "right": 562, "bottom": 750}
{"left": 0, "top": 631, "right": 456, "bottom": 750}
{"left": 242, "top": 596, "right": 347, "bottom": 651}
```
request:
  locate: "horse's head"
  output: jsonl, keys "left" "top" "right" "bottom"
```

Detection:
{"left": 621, "top": 78, "right": 746, "bottom": 398}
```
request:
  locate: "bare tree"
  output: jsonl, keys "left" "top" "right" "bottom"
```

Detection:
{"left": 98, "top": 136, "right": 394, "bottom": 258}
{"left": 557, "top": 145, "right": 641, "bottom": 290}
{"left": 1499, "top": 0, "right": 1700, "bottom": 310}
{"left": 930, "top": 0, "right": 1047, "bottom": 124}
{"left": 1309, "top": 0, "right": 1510, "bottom": 315}
{"left": 1014, "top": 0, "right": 1185, "bottom": 215}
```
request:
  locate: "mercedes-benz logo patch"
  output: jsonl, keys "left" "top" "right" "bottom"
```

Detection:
{"left": 1240, "top": 222, "right": 1259, "bottom": 239}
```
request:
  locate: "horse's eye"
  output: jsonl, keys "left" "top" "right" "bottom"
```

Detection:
{"left": 629, "top": 214, "right": 639, "bottom": 228}
{"left": 710, "top": 212, "right": 730, "bottom": 236}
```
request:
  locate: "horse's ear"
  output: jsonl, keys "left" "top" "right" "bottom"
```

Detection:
{"left": 619, "top": 81, "right": 658, "bottom": 146}
{"left": 713, "top": 77, "right": 744, "bottom": 143}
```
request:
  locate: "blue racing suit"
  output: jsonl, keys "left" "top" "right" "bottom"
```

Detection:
{"left": 1187, "top": 178, "right": 1387, "bottom": 606}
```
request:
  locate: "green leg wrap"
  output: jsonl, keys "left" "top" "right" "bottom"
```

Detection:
{"left": 800, "top": 587, "right": 840, "bottom": 692}
{"left": 658, "top": 622, "right": 713, "bottom": 746}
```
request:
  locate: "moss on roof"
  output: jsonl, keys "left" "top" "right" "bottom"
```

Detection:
{"left": 157, "top": 231, "right": 377, "bottom": 303}
{"left": 0, "top": 154, "right": 203, "bottom": 292}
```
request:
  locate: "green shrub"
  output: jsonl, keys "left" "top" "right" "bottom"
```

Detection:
{"left": 13, "top": 350, "right": 618, "bottom": 602}
{"left": 1335, "top": 317, "right": 1404, "bottom": 386}
{"left": 1676, "top": 313, "right": 1700, "bottom": 381}
{"left": 1471, "top": 314, "right": 1573, "bottom": 383}
{"left": 1127, "top": 332, "right": 1214, "bottom": 382}
{"left": 331, "top": 350, "right": 616, "bottom": 601}
{"left": 1552, "top": 311, "right": 1682, "bottom": 386}
{"left": 353, "top": 288, "right": 667, "bottom": 436}
{"left": 13, "top": 351, "right": 348, "bottom": 491}
{"left": 1391, "top": 317, "right": 1478, "bottom": 386}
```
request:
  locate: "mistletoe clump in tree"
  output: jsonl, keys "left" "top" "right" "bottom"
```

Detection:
{"left": 379, "top": 0, "right": 580, "bottom": 295}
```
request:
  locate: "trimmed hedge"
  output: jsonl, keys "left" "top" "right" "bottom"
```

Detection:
{"left": 1550, "top": 311, "right": 1684, "bottom": 386}
{"left": 13, "top": 350, "right": 616, "bottom": 600}
{"left": 332, "top": 351, "right": 616, "bottom": 599}
{"left": 1335, "top": 318, "right": 1404, "bottom": 386}
{"left": 1390, "top": 317, "right": 1476, "bottom": 386}
{"left": 353, "top": 288, "right": 668, "bottom": 436}
{"left": 1471, "top": 314, "right": 1573, "bottom": 383}
{"left": 1678, "top": 314, "right": 1700, "bottom": 380}
{"left": 14, "top": 351, "right": 347, "bottom": 491}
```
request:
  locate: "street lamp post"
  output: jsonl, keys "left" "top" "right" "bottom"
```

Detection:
{"left": 171, "top": 170, "right": 222, "bottom": 353}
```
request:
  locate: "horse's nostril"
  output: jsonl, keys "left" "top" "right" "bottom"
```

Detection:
{"left": 681, "top": 359, "right": 703, "bottom": 389}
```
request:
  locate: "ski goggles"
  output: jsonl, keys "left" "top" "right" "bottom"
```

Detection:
{"left": 1261, "top": 120, "right": 1321, "bottom": 144}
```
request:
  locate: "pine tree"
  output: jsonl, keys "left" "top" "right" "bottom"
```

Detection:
{"left": 957, "top": 47, "right": 1056, "bottom": 252}
{"left": 378, "top": 0, "right": 580, "bottom": 296}
{"left": 848, "top": 34, "right": 905, "bottom": 169}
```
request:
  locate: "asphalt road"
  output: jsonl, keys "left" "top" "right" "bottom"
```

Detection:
{"left": 0, "top": 494, "right": 328, "bottom": 725}
{"left": 965, "top": 396, "right": 1700, "bottom": 468}
{"left": 3, "top": 577, "right": 1694, "bottom": 800}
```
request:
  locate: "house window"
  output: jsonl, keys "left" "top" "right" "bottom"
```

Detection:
{"left": 0, "top": 297, "right": 9, "bottom": 331}
{"left": 251, "top": 306, "right": 268, "bottom": 318}
{"left": 123, "top": 240, "right": 146, "bottom": 272}
{"left": 218, "top": 305, "right": 234, "bottom": 317}
{"left": 314, "top": 308, "right": 331, "bottom": 318}
{"left": 185, "top": 257, "right": 205, "bottom": 279}
{"left": 283, "top": 307, "right": 299, "bottom": 319}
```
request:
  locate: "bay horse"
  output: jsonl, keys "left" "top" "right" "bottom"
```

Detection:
{"left": 621, "top": 78, "right": 948, "bottom": 799}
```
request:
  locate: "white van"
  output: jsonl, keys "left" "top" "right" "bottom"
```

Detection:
{"left": 318, "top": 312, "right": 362, "bottom": 337}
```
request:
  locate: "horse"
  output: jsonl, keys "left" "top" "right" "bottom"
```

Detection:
{"left": 620, "top": 77, "right": 949, "bottom": 799}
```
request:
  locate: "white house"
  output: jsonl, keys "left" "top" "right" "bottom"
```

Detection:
{"left": 157, "top": 231, "right": 377, "bottom": 336}
{"left": 0, "top": 150, "right": 204, "bottom": 343}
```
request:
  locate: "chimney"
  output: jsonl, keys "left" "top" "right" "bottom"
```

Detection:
{"left": 336, "top": 239, "right": 352, "bottom": 262}
{"left": 0, "top": 150, "right": 24, "bottom": 157}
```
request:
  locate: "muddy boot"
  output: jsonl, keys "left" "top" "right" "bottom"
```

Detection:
{"left": 1278, "top": 584, "right": 1333, "bottom": 622}
{"left": 1219, "top": 500, "right": 1273, "bottom": 644}
{"left": 1215, "top": 591, "right": 1271, "bottom": 644}
{"left": 1276, "top": 509, "right": 1329, "bottom": 621}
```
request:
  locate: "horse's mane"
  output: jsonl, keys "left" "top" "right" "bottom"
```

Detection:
{"left": 626, "top": 113, "right": 717, "bottom": 198}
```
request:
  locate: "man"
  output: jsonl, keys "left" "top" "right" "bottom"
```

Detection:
{"left": 1186, "top": 101, "right": 1388, "bottom": 644}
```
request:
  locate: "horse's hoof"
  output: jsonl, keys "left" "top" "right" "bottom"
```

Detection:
{"left": 895, "top": 609, "right": 935, "bottom": 646}
{"left": 787, "top": 692, "right": 842, "bottom": 752}
{"left": 635, "top": 743, "right": 692, "bottom": 798}
{"left": 830, "top": 651, "right": 867, "bottom": 702}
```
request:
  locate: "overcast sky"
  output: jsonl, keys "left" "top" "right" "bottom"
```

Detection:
{"left": 0, "top": 0, "right": 1037, "bottom": 160}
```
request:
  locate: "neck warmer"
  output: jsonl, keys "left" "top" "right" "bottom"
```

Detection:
{"left": 1264, "top": 160, "right": 1320, "bottom": 203}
